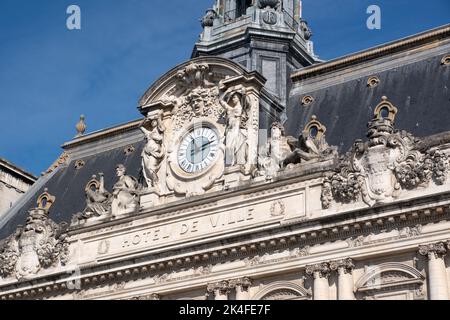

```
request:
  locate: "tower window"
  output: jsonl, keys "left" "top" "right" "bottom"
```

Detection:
{"left": 236, "top": 0, "right": 252, "bottom": 18}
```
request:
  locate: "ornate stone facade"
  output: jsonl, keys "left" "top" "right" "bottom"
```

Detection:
{"left": 1, "top": 2, "right": 450, "bottom": 302}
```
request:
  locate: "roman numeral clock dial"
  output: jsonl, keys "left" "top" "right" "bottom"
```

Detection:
{"left": 178, "top": 127, "right": 219, "bottom": 174}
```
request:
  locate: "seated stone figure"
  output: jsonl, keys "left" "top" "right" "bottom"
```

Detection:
{"left": 259, "top": 122, "right": 292, "bottom": 178}
{"left": 111, "top": 164, "right": 140, "bottom": 217}
{"left": 72, "top": 174, "right": 111, "bottom": 223}
{"left": 283, "top": 116, "right": 337, "bottom": 168}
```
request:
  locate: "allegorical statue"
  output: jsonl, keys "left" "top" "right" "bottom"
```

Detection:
{"left": 74, "top": 173, "right": 111, "bottom": 221}
{"left": 111, "top": 164, "right": 139, "bottom": 217}
{"left": 283, "top": 116, "right": 337, "bottom": 167}
{"left": 259, "top": 122, "right": 292, "bottom": 178}
{"left": 140, "top": 116, "right": 165, "bottom": 191}
{"left": 219, "top": 92, "right": 249, "bottom": 166}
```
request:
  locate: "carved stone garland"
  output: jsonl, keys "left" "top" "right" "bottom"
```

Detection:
{"left": 0, "top": 191, "right": 69, "bottom": 280}
{"left": 322, "top": 97, "right": 449, "bottom": 208}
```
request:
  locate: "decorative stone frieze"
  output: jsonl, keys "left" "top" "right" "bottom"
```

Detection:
{"left": 130, "top": 293, "right": 160, "bottom": 300}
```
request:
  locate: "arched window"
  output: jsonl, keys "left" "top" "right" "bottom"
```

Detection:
{"left": 252, "top": 281, "right": 311, "bottom": 300}
{"left": 355, "top": 263, "right": 425, "bottom": 300}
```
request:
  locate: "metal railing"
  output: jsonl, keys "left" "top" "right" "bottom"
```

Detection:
{"left": 282, "top": 8, "right": 299, "bottom": 32}
{"left": 221, "top": 6, "right": 301, "bottom": 34}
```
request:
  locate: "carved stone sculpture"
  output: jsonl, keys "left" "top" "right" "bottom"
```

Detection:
{"left": 201, "top": 9, "right": 217, "bottom": 28}
{"left": 300, "top": 20, "right": 313, "bottom": 40}
{"left": 111, "top": 164, "right": 140, "bottom": 217}
{"left": 283, "top": 115, "right": 337, "bottom": 168}
{"left": 258, "top": 122, "right": 292, "bottom": 178}
{"left": 140, "top": 114, "right": 166, "bottom": 191}
{"left": 0, "top": 194, "right": 68, "bottom": 279}
{"left": 321, "top": 97, "right": 449, "bottom": 209}
{"left": 259, "top": 0, "right": 280, "bottom": 9}
{"left": 73, "top": 174, "right": 111, "bottom": 222}
{"left": 220, "top": 91, "right": 250, "bottom": 166}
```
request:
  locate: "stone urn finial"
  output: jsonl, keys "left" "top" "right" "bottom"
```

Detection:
{"left": 201, "top": 9, "right": 217, "bottom": 28}
{"left": 75, "top": 114, "right": 86, "bottom": 137}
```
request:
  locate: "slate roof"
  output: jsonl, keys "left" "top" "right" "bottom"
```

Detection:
{"left": 0, "top": 132, "right": 145, "bottom": 239}
{"left": 285, "top": 25, "right": 450, "bottom": 154}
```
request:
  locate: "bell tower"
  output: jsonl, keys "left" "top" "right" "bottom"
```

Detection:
{"left": 193, "top": 0, "right": 317, "bottom": 107}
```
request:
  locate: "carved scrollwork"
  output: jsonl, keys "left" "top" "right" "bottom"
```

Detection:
{"left": 305, "top": 262, "right": 331, "bottom": 279}
{"left": 321, "top": 97, "right": 450, "bottom": 208}
{"left": 329, "top": 258, "right": 355, "bottom": 274}
{"left": 0, "top": 195, "right": 69, "bottom": 279}
{"left": 207, "top": 280, "right": 231, "bottom": 295}
{"left": 229, "top": 277, "right": 252, "bottom": 291}
{"left": 418, "top": 242, "right": 447, "bottom": 259}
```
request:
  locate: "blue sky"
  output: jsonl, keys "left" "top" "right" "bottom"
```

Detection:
{"left": 0, "top": 0, "right": 449, "bottom": 176}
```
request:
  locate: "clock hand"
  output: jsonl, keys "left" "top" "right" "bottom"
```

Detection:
{"left": 200, "top": 141, "right": 212, "bottom": 151}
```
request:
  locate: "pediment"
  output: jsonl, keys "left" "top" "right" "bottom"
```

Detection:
{"left": 138, "top": 56, "right": 265, "bottom": 114}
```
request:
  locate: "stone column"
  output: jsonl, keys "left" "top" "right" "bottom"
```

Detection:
{"left": 230, "top": 277, "right": 252, "bottom": 300}
{"left": 207, "top": 281, "right": 230, "bottom": 300}
{"left": 330, "top": 258, "right": 355, "bottom": 300}
{"left": 306, "top": 263, "right": 331, "bottom": 300}
{"left": 419, "top": 242, "right": 449, "bottom": 300}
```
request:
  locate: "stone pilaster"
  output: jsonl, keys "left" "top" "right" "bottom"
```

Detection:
{"left": 207, "top": 281, "right": 231, "bottom": 300}
{"left": 419, "top": 242, "right": 449, "bottom": 300}
{"left": 330, "top": 258, "right": 355, "bottom": 300}
{"left": 306, "top": 263, "right": 331, "bottom": 300}
{"left": 229, "top": 277, "right": 252, "bottom": 300}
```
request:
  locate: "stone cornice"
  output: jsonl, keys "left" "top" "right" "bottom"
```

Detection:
{"left": 1, "top": 198, "right": 449, "bottom": 300}
{"left": 67, "top": 163, "right": 330, "bottom": 235}
{"left": 0, "top": 158, "right": 36, "bottom": 184}
{"left": 61, "top": 119, "right": 143, "bottom": 150}
{"left": 291, "top": 24, "right": 450, "bottom": 82}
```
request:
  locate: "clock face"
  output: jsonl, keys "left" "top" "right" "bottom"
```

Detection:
{"left": 178, "top": 127, "right": 219, "bottom": 174}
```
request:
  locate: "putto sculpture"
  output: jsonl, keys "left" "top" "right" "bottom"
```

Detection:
{"left": 0, "top": 191, "right": 69, "bottom": 279}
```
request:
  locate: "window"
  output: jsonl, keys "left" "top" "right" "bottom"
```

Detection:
{"left": 236, "top": 0, "right": 252, "bottom": 18}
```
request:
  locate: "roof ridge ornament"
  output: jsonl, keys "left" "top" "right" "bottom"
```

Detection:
{"left": 75, "top": 114, "right": 87, "bottom": 137}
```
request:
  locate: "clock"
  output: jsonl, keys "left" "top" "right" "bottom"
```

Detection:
{"left": 178, "top": 127, "right": 219, "bottom": 173}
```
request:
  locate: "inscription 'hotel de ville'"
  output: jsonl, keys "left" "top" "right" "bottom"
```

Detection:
{"left": 1, "top": 1, "right": 450, "bottom": 300}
